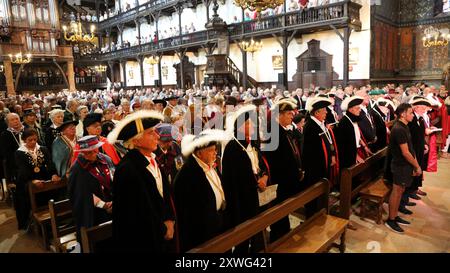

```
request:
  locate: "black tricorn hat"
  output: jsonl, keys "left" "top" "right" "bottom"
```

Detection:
{"left": 57, "top": 119, "right": 78, "bottom": 132}
{"left": 153, "top": 99, "right": 167, "bottom": 108}
{"left": 107, "top": 110, "right": 164, "bottom": 143}
{"left": 23, "top": 108, "right": 36, "bottom": 116}
{"left": 306, "top": 97, "right": 333, "bottom": 113}
{"left": 83, "top": 113, "right": 103, "bottom": 129}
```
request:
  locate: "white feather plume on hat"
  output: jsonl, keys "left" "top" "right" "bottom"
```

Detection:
{"left": 305, "top": 96, "right": 333, "bottom": 112}
{"left": 270, "top": 98, "right": 297, "bottom": 111}
{"left": 181, "top": 129, "right": 230, "bottom": 157}
{"left": 225, "top": 104, "right": 257, "bottom": 133}
{"left": 107, "top": 110, "right": 164, "bottom": 144}
{"left": 376, "top": 98, "right": 396, "bottom": 110}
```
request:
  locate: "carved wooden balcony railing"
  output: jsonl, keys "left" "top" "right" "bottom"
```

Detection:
{"left": 80, "top": 1, "right": 361, "bottom": 62}
{"left": 98, "top": 0, "right": 196, "bottom": 30}
{"left": 229, "top": 0, "right": 361, "bottom": 38}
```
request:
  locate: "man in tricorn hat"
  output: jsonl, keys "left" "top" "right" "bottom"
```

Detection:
{"left": 303, "top": 96, "right": 339, "bottom": 217}
{"left": 173, "top": 129, "right": 230, "bottom": 252}
{"left": 163, "top": 95, "right": 179, "bottom": 123}
{"left": 335, "top": 96, "right": 371, "bottom": 169}
{"left": 108, "top": 110, "right": 175, "bottom": 252}
{"left": 264, "top": 98, "right": 304, "bottom": 242}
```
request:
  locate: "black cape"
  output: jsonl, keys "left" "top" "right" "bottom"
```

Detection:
{"left": 0, "top": 129, "right": 22, "bottom": 181}
{"left": 408, "top": 115, "right": 426, "bottom": 188}
{"left": 222, "top": 139, "right": 260, "bottom": 227}
{"left": 303, "top": 118, "right": 334, "bottom": 186}
{"left": 357, "top": 108, "right": 377, "bottom": 144}
{"left": 336, "top": 115, "right": 358, "bottom": 169}
{"left": 173, "top": 155, "right": 230, "bottom": 252}
{"left": 14, "top": 146, "right": 58, "bottom": 229}
{"left": 112, "top": 149, "right": 175, "bottom": 252}
{"left": 264, "top": 124, "right": 303, "bottom": 197}
{"left": 68, "top": 153, "right": 114, "bottom": 237}
{"left": 44, "top": 126, "right": 60, "bottom": 154}
{"left": 370, "top": 106, "right": 388, "bottom": 152}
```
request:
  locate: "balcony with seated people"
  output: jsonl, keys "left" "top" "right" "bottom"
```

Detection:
{"left": 82, "top": 0, "right": 361, "bottom": 62}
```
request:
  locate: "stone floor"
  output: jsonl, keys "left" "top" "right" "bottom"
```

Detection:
{"left": 1, "top": 155, "right": 449, "bottom": 253}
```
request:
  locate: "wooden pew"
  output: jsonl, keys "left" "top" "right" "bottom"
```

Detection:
{"left": 28, "top": 179, "right": 67, "bottom": 249}
{"left": 48, "top": 199, "right": 76, "bottom": 252}
{"left": 188, "top": 179, "right": 348, "bottom": 253}
{"left": 80, "top": 220, "right": 113, "bottom": 253}
{"left": 338, "top": 147, "right": 388, "bottom": 221}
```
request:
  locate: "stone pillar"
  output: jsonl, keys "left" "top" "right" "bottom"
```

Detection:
{"left": 67, "top": 60, "right": 76, "bottom": 91}
{"left": 4, "top": 60, "right": 15, "bottom": 97}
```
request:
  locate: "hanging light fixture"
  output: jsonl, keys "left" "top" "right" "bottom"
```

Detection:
{"left": 239, "top": 38, "right": 263, "bottom": 55}
{"left": 94, "top": 65, "right": 107, "bottom": 72}
{"left": 62, "top": 14, "right": 96, "bottom": 43}
{"left": 422, "top": 26, "right": 450, "bottom": 47}
{"left": 145, "top": 55, "right": 160, "bottom": 65}
{"left": 9, "top": 52, "right": 32, "bottom": 64}
{"left": 234, "top": 0, "right": 284, "bottom": 13}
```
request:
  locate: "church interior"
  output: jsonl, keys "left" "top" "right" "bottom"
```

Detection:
{"left": 0, "top": 0, "right": 450, "bottom": 255}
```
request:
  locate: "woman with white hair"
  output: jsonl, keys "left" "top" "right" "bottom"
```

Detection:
{"left": 44, "top": 109, "right": 64, "bottom": 152}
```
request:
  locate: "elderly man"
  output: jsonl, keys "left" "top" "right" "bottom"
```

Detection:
{"left": 64, "top": 99, "right": 79, "bottom": 121}
{"left": 355, "top": 89, "right": 377, "bottom": 150}
{"left": 22, "top": 108, "right": 44, "bottom": 145}
{"left": 174, "top": 129, "right": 230, "bottom": 252}
{"left": 336, "top": 96, "right": 371, "bottom": 169}
{"left": 108, "top": 110, "right": 175, "bottom": 252}
{"left": 264, "top": 99, "right": 304, "bottom": 242}
{"left": 0, "top": 113, "right": 24, "bottom": 184}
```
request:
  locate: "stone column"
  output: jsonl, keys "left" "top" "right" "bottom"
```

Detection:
{"left": 67, "top": 60, "right": 76, "bottom": 91}
{"left": 4, "top": 60, "right": 15, "bottom": 97}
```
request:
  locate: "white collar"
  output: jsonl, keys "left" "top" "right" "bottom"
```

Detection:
{"left": 310, "top": 116, "right": 325, "bottom": 128}
{"left": 18, "top": 143, "right": 40, "bottom": 153}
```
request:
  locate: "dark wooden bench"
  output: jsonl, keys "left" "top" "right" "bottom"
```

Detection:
{"left": 28, "top": 179, "right": 67, "bottom": 249}
{"left": 80, "top": 220, "right": 113, "bottom": 253}
{"left": 48, "top": 199, "right": 77, "bottom": 252}
{"left": 338, "top": 147, "right": 388, "bottom": 223}
{"left": 358, "top": 179, "right": 391, "bottom": 224}
{"left": 188, "top": 179, "right": 349, "bottom": 253}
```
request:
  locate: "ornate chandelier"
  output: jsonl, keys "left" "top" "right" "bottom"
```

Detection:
{"left": 62, "top": 14, "right": 96, "bottom": 43}
{"left": 9, "top": 52, "right": 32, "bottom": 64}
{"left": 422, "top": 26, "right": 450, "bottom": 47}
{"left": 94, "top": 65, "right": 107, "bottom": 72}
{"left": 240, "top": 38, "right": 263, "bottom": 54}
{"left": 234, "top": 0, "right": 284, "bottom": 13}
{"left": 145, "top": 55, "right": 160, "bottom": 65}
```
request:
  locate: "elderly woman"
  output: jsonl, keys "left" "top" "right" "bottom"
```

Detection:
{"left": 15, "top": 128, "right": 60, "bottom": 230}
{"left": 52, "top": 119, "right": 78, "bottom": 178}
{"left": 44, "top": 109, "right": 65, "bottom": 152}
{"left": 68, "top": 135, "right": 115, "bottom": 238}
{"left": 75, "top": 105, "right": 89, "bottom": 138}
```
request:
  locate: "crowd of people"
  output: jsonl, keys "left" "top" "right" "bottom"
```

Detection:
{"left": 0, "top": 81, "right": 449, "bottom": 251}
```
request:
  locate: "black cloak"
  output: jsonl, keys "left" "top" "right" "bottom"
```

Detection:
{"left": 112, "top": 149, "right": 175, "bottom": 252}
